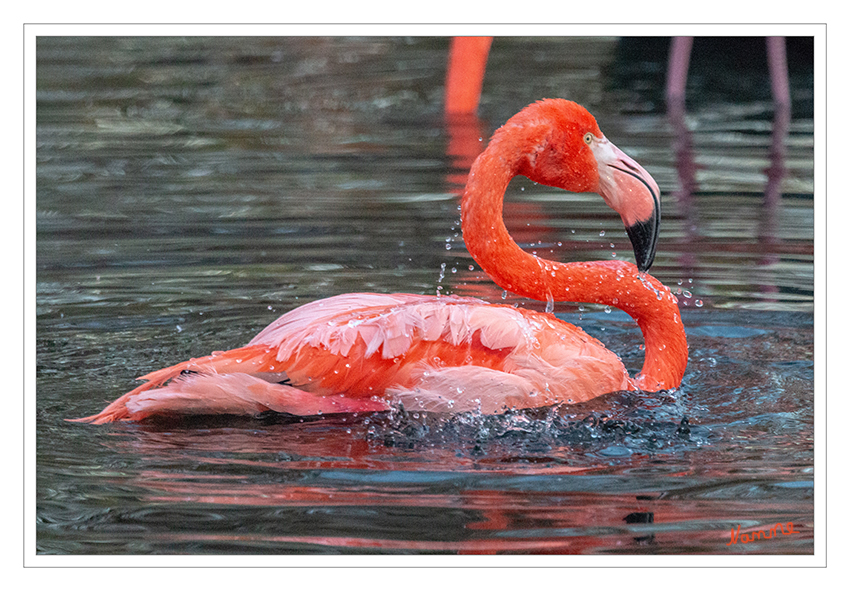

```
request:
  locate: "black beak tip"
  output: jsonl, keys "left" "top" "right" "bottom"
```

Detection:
{"left": 625, "top": 213, "right": 660, "bottom": 273}
{"left": 636, "top": 252, "right": 654, "bottom": 273}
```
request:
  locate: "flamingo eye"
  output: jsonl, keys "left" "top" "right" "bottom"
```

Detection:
{"left": 583, "top": 132, "right": 594, "bottom": 145}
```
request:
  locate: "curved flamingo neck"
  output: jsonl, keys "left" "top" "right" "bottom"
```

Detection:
{"left": 461, "top": 125, "right": 688, "bottom": 389}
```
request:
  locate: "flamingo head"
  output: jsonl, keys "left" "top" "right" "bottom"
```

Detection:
{"left": 510, "top": 99, "right": 662, "bottom": 272}
{"left": 589, "top": 134, "right": 661, "bottom": 273}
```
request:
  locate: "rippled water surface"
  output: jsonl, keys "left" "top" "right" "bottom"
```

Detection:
{"left": 36, "top": 36, "right": 815, "bottom": 557}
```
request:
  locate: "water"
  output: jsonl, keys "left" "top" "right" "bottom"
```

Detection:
{"left": 35, "top": 36, "right": 814, "bottom": 557}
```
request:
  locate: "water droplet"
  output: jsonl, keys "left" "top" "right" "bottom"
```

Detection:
{"left": 451, "top": 267, "right": 457, "bottom": 273}
{"left": 176, "top": 325, "right": 182, "bottom": 332}
{"left": 501, "top": 290, "right": 508, "bottom": 300}
{"left": 468, "top": 265, "right": 474, "bottom": 271}
{"left": 695, "top": 299, "right": 704, "bottom": 307}
{"left": 599, "top": 230, "right": 605, "bottom": 236}
{"left": 683, "top": 290, "right": 692, "bottom": 298}
{"left": 445, "top": 243, "right": 452, "bottom": 250}
{"left": 604, "top": 306, "right": 611, "bottom": 314}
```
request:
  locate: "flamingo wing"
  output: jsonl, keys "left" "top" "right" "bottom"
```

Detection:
{"left": 72, "top": 293, "right": 632, "bottom": 423}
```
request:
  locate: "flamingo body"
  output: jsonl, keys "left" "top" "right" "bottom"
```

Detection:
{"left": 73, "top": 99, "right": 688, "bottom": 424}
{"left": 75, "top": 293, "right": 638, "bottom": 423}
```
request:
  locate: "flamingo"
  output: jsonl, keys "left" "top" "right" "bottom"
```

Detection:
{"left": 71, "top": 99, "right": 687, "bottom": 424}
{"left": 445, "top": 37, "right": 493, "bottom": 116}
{"left": 445, "top": 36, "right": 791, "bottom": 114}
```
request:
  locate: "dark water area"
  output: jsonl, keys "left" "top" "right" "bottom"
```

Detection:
{"left": 35, "top": 36, "right": 815, "bottom": 557}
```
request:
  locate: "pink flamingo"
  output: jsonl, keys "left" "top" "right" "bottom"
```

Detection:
{"left": 72, "top": 99, "right": 687, "bottom": 424}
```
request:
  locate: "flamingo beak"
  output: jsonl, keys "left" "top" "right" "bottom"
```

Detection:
{"left": 591, "top": 138, "right": 661, "bottom": 272}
